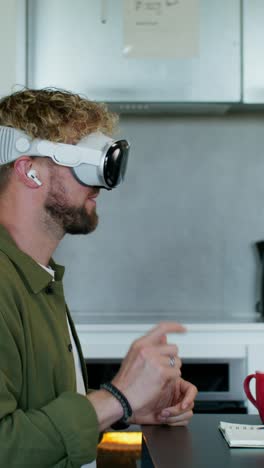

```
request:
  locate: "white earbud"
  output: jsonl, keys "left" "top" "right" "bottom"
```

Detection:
{"left": 27, "top": 169, "right": 42, "bottom": 186}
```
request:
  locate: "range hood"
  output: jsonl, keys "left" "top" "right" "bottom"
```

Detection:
{"left": 27, "top": 0, "right": 244, "bottom": 116}
{"left": 26, "top": 0, "right": 264, "bottom": 115}
{"left": 106, "top": 102, "right": 264, "bottom": 115}
{"left": 106, "top": 103, "right": 232, "bottom": 115}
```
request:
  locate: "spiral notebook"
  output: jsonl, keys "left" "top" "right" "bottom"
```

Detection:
{"left": 219, "top": 421, "right": 264, "bottom": 448}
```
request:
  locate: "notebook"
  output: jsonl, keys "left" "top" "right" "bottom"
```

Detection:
{"left": 219, "top": 421, "right": 264, "bottom": 448}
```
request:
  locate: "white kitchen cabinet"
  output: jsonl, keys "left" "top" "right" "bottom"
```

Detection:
{"left": 243, "top": 0, "right": 264, "bottom": 103}
{"left": 0, "top": 0, "right": 26, "bottom": 98}
{"left": 27, "top": 0, "right": 241, "bottom": 109}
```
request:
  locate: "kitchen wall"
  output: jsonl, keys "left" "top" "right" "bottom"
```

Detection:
{"left": 54, "top": 113, "right": 264, "bottom": 323}
{"left": 2, "top": 2, "right": 264, "bottom": 324}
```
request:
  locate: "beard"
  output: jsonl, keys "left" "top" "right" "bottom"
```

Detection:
{"left": 44, "top": 179, "right": 98, "bottom": 235}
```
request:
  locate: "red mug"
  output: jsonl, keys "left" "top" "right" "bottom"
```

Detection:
{"left": 244, "top": 371, "right": 264, "bottom": 422}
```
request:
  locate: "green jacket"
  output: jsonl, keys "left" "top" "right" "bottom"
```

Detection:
{"left": 0, "top": 225, "right": 99, "bottom": 467}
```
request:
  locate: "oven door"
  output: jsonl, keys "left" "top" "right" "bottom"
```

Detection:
{"left": 182, "top": 358, "right": 247, "bottom": 413}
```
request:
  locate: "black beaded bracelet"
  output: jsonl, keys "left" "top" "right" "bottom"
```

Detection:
{"left": 110, "top": 419, "right": 130, "bottom": 430}
{"left": 100, "top": 382, "right": 132, "bottom": 422}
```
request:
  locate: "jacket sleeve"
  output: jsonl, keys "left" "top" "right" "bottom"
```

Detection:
{"left": 0, "top": 302, "right": 100, "bottom": 467}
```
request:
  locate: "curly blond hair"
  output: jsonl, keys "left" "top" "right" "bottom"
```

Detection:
{"left": 0, "top": 87, "right": 118, "bottom": 191}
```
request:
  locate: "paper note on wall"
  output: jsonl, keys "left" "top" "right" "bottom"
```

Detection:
{"left": 123, "top": 0, "right": 199, "bottom": 58}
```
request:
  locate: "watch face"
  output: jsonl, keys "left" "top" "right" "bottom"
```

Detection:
{"left": 103, "top": 140, "right": 130, "bottom": 188}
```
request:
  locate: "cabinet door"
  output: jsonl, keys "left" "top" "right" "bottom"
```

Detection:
{"left": 243, "top": 0, "right": 264, "bottom": 103}
{"left": 27, "top": 0, "right": 241, "bottom": 106}
{"left": 0, "top": 0, "right": 26, "bottom": 98}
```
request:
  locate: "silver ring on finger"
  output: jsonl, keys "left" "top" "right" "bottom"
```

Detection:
{"left": 169, "top": 355, "right": 176, "bottom": 368}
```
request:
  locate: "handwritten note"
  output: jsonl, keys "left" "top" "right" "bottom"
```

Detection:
{"left": 123, "top": 0, "right": 199, "bottom": 58}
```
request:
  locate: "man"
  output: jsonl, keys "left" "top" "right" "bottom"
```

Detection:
{"left": 0, "top": 88, "right": 197, "bottom": 467}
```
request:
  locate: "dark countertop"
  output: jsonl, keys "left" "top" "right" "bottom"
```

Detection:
{"left": 142, "top": 414, "right": 264, "bottom": 468}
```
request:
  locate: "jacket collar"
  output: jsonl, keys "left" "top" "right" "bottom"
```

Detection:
{"left": 0, "top": 224, "right": 65, "bottom": 293}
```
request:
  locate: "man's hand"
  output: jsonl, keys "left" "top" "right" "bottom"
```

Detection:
{"left": 87, "top": 322, "right": 196, "bottom": 432}
{"left": 130, "top": 378, "right": 198, "bottom": 426}
{"left": 112, "top": 322, "right": 185, "bottom": 418}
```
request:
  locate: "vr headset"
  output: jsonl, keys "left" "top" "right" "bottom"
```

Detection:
{"left": 0, "top": 126, "right": 130, "bottom": 189}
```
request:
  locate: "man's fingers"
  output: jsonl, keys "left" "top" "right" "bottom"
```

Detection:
{"left": 165, "top": 410, "right": 193, "bottom": 426}
{"left": 158, "top": 409, "right": 194, "bottom": 425}
{"left": 159, "top": 356, "right": 182, "bottom": 373}
{"left": 143, "top": 322, "right": 187, "bottom": 344}
{"left": 135, "top": 344, "right": 181, "bottom": 372}
{"left": 179, "top": 380, "right": 198, "bottom": 410}
{"left": 144, "top": 344, "right": 179, "bottom": 357}
{"left": 160, "top": 400, "right": 194, "bottom": 417}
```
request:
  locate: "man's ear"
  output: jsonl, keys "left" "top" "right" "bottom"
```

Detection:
{"left": 13, "top": 157, "right": 41, "bottom": 188}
